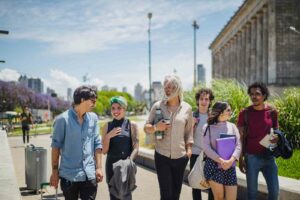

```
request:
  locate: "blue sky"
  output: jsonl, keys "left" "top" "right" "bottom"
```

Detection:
{"left": 0, "top": 0, "right": 243, "bottom": 98}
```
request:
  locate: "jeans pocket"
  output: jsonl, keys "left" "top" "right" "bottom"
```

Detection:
{"left": 60, "top": 177, "right": 73, "bottom": 191}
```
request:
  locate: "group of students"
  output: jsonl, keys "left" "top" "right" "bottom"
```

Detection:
{"left": 49, "top": 74, "right": 280, "bottom": 200}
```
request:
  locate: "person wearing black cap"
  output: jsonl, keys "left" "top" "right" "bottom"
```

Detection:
{"left": 102, "top": 96, "right": 139, "bottom": 200}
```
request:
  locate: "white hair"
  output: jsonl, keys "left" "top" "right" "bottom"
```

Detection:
{"left": 163, "top": 74, "right": 183, "bottom": 102}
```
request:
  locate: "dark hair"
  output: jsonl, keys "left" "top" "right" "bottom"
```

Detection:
{"left": 22, "top": 105, "right": 30, "bottom": 112}
{"left": 73, "top": 86, "right": 97, "bottom": 105}
{"left": 247, "top": 82, "right": 269, "bottom": 101}
{"left": 195, "top": 88, "right": 214, "bottom": 108}
{"left": 207, "top": 101, "right": 229, "bottom": 125}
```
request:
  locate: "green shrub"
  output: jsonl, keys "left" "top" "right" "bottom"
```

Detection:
{"left": 272, "top": 88, "right": 300, "bottom": 148}
{"left": 184, "top": 79, "right": 250, "bottom": 123}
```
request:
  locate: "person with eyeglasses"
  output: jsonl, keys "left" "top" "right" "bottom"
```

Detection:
{"left": 102, "top": 96, "right": 139, "bottom": 200}
{"left": 144, "top": 74, "right": 194, "bottom": 200}
{"left": 50, "top": 86, "right": 103, "bottom": 200}
{"left": 237, "top": 82, "right": 279, "bottom": 200}
{"left": 201, "top": 101, "right": 241, "bottom": 200}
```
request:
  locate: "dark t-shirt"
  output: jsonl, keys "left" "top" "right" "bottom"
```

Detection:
{"left": 237, "top": 105, "right": 278, "bottom": 155}
{"left": 20, "top": 112, "right": 32, "bottom": 127}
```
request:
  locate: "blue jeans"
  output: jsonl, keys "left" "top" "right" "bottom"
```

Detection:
{"left": 245, "top": 154, "right": 279, "bottom": 200}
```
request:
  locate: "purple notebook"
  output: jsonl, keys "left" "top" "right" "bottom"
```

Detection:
{"left": 216, "top": 137, "right": 236, "bottom": 168}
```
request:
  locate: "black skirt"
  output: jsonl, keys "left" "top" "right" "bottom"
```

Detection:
{"left": 204, "top": 157, "right": 237, "bottom": 186}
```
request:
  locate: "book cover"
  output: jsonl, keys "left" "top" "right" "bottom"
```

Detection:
{"left": 216, "top": 137, "right": 236, "bottom": 168}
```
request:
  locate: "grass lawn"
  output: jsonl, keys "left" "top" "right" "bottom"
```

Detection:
{"left": 8, "top": 123, "right": 53, "bottom": 136}
{"left": 277, "top": 149, "right": 300, "bottom": 179}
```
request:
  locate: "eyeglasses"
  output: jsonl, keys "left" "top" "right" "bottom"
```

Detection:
{"left": 250, "top": 92, "right": 263, "bottom": 96}
{"left": 225, "top": 108, "right": 232, "bottom": 112}
{"left": 89, "top": 98, "right": 96, "bottom": 104}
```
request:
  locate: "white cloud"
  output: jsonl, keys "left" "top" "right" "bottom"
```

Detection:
{"left": 44, "top": 69, "right": 105, "bottom": 98}
{"left": 1, "top": 0, "right": 242, "bottom": 54}
{"left": 0, "top": 68, "right": 20, "bottom": 82}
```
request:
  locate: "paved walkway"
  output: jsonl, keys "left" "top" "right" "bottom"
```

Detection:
{"left": 8, "top": 134, "right": 206, "bottom": 200}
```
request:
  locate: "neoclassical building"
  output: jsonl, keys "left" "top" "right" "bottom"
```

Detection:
{"left": 210, "top": 0, "right": 300, "bottom": 86}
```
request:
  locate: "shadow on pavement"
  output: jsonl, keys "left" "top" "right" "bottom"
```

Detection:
{"left": 19, "top": 187, "right": 64, "bottom": 199}
{"left": 19, "top": 187, "right": 37, "bottom": 196}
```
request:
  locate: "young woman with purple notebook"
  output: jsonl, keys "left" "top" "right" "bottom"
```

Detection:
{"left": 201, "top": 101, "right": 241, "bottom": 200}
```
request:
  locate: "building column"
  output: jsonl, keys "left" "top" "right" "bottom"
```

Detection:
{"left": 224, "top": 44, "right": 229, "bottom": 78}
{"left": 262, "top": 6, "right": 269, "bottom": 84}
{"left": 241, "top": 27, "right": 246, "bottom": 84}
{"left": 233, "top": 36, "right": 238, "bottom": 80}
{"left": 236, "top": 32, "right": 242, "bottom": 82}
{"left": 250, "top": 17, "right": 257, "bottom": 84}
{"left": 230, "top": 40, "right": 234, "bottom": 79}
{"left": 256, "top": 12, "right": 263, "bottom": 82}
{"left": 245, "top": 22, "right": 251, "bottom": 85}
{"left": 221, "top": 48, "right": 225, "bottom": 78}
{"left": 268, "top": 0, "right": 276, "bottom": 84}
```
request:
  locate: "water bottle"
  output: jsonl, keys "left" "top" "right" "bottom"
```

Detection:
{"left": 269, "top": 128, "right": 278, "bottom": 151}
{"left": 154, "top": 108, "right": 164, "bottom": 140}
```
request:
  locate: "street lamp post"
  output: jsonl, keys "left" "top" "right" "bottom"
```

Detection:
{"left": 1, "top": 30, "right": 9, "bottom": 65}
{"left": 148, "top": 12, "right": 152, "bottom": 107}
{"left": 192, "top": 20, "right": 199, "bottom": 88}
{"left": 289, "top": 26, "right": 300, "bottom": 35}
{"left": 0, "top": 30, "right": 9, "bottom": 35}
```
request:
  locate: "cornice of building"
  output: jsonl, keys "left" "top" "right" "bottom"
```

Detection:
{"left": 209, "top": 0, "right": 267, "bottom": 52}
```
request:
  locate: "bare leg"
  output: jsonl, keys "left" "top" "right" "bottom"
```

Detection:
{"left": 209, "top": 180, "right": 225, "bottom": 200}
{"left": 225, "top": 185, "right": 237, "bottom": 200}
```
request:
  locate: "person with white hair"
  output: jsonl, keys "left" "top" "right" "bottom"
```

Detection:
{"left": 144, "top": 74, "right": 194, "bottom": 200}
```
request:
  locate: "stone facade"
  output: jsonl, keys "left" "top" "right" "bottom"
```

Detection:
{"left": 210, "top": 0, "right": 300, "bottom": 86}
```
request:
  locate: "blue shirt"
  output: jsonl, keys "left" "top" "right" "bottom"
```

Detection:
{"left": 51, "top": 108, "right": 102, "bottom": 182}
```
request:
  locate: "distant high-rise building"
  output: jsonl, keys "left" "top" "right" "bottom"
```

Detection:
{"left": 46, "top": 87, "right": 56, "bottom": 96}
{"left": 28, "top": 78, "right": 44, "bottom": 93}
{"left": 67, "top": 88, "right": 72, "bottom": 102}
{"left": 110, "top": 87, "right": 118, "bottom": 91}
{"left": 18, "top": 75, "right": 28, "bottom": 86}
{"left": 122, "top": 87, "right": 127, "bottom": 93}
{"left": 197, "top": 64, "right": 206, "bottom": 84}
{"left": 134, "top": 83, "right": 143, "bottom": 102}
{"left": 101, "top": 85, "right": 109, "bottom": 91}
{"left": 152, "top": 81, "right": 163, "bottom": 102}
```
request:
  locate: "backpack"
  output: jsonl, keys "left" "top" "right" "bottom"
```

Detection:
{"left": 243, "top": 107, "right": 293, "bottom": 159}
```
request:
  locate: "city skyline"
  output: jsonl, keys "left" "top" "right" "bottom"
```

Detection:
{"left": 0, "top": 0, "right": 243, "bottom": 97}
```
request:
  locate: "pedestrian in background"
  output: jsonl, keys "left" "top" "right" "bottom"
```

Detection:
{"left": 202, "top": 101, "right": 241, "bottom": 200}
{"left": 191, "top": 88, "right": 214, "bottom": 200}
{"left": 144, "top": 74, "right": 194, "bottom": 200}
{"left": 50, "top": 86, "right": 103, "bottom": 200}
{"left": 20, "top": 105, "right": 33, "bottom": 146}
{"left": 102, "top": 96, "right": 139, "bottom": 200}
{"left": 238, "top": 82, "right": 279, "bottom": 200}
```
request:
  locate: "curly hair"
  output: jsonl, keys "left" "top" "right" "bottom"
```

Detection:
{"left": 195, "top": 88, "right": 214, "bottom": 108}
{"left": 207, "top": 101, "right": 229, "bottom": 125}
{"left": 247, "top": 82, "right": 269, "bottom": 101}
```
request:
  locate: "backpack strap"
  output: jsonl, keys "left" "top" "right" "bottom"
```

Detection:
{"left": 125, "top": 119, "right": 133, "bottom": 152}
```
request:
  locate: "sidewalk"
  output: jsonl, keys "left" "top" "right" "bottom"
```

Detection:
{"left": 8, "top": 134, "right": 202, "bottom": 200}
